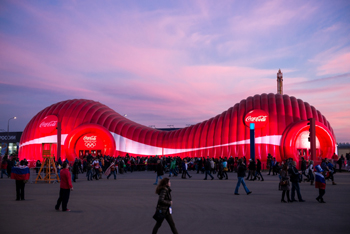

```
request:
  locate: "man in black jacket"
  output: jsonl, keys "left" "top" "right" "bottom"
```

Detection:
{"left": 288, "top": 161, "right": 305, "bottom": 202}
{"left": 234, "top": 159, "right": 252, "bottom": 195}
{"left": 203, "top": 157, "right": 214, "bottom": 180}
{"left": 154, "top": 160, "right": 164, "bottom": 185}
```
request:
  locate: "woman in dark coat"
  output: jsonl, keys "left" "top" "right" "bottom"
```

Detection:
{"left": 279, "top": 164, "right": 291, "bottom": 202}
{"left": 152, "top": 178, "right": 178, "bottom": 234}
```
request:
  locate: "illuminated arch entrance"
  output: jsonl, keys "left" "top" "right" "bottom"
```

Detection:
{"left": 64, "top": 124, "right": 115, "bottom": 161}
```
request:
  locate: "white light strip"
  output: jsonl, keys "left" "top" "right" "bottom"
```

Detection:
{"left": 20, "top": 134, "right": 68, "bottom": 147}
{"left": 20, "top": 132, "right": 281, "bottom": 155}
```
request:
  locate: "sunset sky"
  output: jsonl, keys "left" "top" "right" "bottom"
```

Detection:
{"left": 1, "top": 0, "right": 349, "bottom": 142}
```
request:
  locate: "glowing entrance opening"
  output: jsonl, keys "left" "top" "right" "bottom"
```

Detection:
{"left": 64, "top": 124, "right": 116, "bottom": 161}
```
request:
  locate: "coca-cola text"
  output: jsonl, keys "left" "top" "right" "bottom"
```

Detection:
{"left": 39, "top": 121, "right": 58, "bottom": 128}
{"left": 83, "top": 136, "right": 97, "bottom": 141}
{"left": 245, "top": 115, "right": 267, "bottom": 122}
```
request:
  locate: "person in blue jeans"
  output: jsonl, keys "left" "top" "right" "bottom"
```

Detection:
{"left": 86, "top": 162, "right": 93, "bottom": 181}
{"left": 154, "top": 160, "right": 164, "bottom": 185}
{"left": 235, "top": 159, "right": 252, "bottom": 195}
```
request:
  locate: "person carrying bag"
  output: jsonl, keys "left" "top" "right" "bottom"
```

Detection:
{"left": 152, "top": 178, "right": 178, "bottom": 234}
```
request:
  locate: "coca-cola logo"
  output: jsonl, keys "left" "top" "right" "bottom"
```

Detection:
{"left": 245, "top": 115, "right": 268, "bottom": 122}
{"left": 244, "top": 110, "right": 269, "bottom": 129}
{"left": 39, "top": 115, "right": 58, "bottom": 134}
{"left": 84, "top": 135, "right": 97, "bottom": 148}
{"left": 39, "top": 121, "right": 58, "bottom": 128}
{"left": 83, "top": 136, "right": 96, "bottom": 141}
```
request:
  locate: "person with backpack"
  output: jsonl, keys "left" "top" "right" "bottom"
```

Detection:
{"left": 288, "top": 161, "right": 305, "bottom": 202}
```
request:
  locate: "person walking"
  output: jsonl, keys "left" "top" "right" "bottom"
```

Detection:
{"left": 321, "top": 158, "right": 336, "bottom": 185}
{"left": 234, "top": 159, "right": 252, "bottom": 195}
{"left": 106, "top": 161, "right": 117, "bottom": 180}
{"left": 92, "top": 158, "right": 101, "bottom": 180}
{"left": 154, "top": 160, "right": 164, "bottom": 185}
{"left": 307, "top": 160, "right": 314, "bottom": 185}
{"left": 279, "top": 164, "right": 291, "bottom": 203}
{"left": 254, "top": 159, "right": 264, "bottom": 181}
{"left": 246, "top": 159, "right": 256, "bottom": 180}
{"left": 222, "top": 159, "right": 228, "bottom": 180}
{"left": 11, "top": 160, "right": 30, "bottom": 201}
{"left": 168, "top": 159, "right": 178, "bottom": 177}
{"left": 55, "top": 162, "right": 73, "bottom": 212}
{"left": 217, "top": 159, "right": 224, "bottom": 180}
{"left": 203, "top": 157, "right": 214, "bottom": 180}
{"left": 268, "top": 157, "right": 276, "bottom": 175}
{"left": 181, "top": 159, "right": 192, "bottom": 179}
{"left": 315, "top": 165, "right": 326, "bottom": 203}
{"left": 86, "top": 162, "right": 93, "bottom": 181}
{"left": 152, "top": 178, "right": 178, "bottom": 234}
{"left": 288, "top": 161, "right": 305, "bottom": 202}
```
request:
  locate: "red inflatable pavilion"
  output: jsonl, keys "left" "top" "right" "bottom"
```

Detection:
{"left": 19, "top": 93, "right": 336, "bottom": 167}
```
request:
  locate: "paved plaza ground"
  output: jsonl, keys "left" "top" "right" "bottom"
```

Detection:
{"left": 1, "top": 170, "right": 350, "bottom": 234}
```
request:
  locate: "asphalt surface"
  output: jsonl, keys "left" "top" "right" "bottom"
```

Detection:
{"left": 1, "top": 169, "right": 349, "bottom": 234}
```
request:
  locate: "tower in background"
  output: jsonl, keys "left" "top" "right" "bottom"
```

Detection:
{"left": 277, "top": 69, "right": 283, "bottom": 95}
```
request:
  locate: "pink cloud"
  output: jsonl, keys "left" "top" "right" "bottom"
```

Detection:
{"left": 317, "top": 52, "right": 350, "bottom": 75}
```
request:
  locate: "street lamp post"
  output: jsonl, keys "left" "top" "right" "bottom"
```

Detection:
{"left": 7, "top": 117, "right": 17, "bottom": 155}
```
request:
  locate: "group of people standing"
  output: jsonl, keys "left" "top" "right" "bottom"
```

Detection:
{"left": 278, "top": 157, "right": 338, "bottom": 204}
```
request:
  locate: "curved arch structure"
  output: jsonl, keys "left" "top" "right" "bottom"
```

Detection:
{"left": 19, "top": 94, "right": 336, "bottom": 166}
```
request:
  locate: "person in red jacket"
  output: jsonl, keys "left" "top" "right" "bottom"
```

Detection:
{"left": 55, "top": 161, "right": 73, "bottom": 212}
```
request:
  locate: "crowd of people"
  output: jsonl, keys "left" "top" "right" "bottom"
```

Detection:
{"left": 1, "top": 152, "right": 348, "bottom": 220}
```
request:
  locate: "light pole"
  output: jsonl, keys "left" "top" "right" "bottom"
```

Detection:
{"left": 7, "top": 117, "right": 16, "bottom": 155}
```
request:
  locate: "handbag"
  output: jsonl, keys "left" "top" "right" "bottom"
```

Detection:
{"left": 279, "top": 180, "right": 288, "bottom": 186}
{"left": 153, "top": 209, "right": 165, "bottom": 222}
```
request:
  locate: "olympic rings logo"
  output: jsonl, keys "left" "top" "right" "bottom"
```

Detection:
{"left": 84, "top": 141, "right": 96, "bottom": 148}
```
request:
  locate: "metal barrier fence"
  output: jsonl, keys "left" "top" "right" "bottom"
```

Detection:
{"left": 28, "top": 167, "right": 59, "bottom": 184}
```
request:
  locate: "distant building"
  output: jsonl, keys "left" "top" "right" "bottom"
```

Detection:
{"left": 337, "top": 143, "right": 350, "bottom": 157}
{"left": 277, "top": 69, "right": 283, "bottom": 95}
{"left": 0, "top": 132, "right": 22, "bottom": 156}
